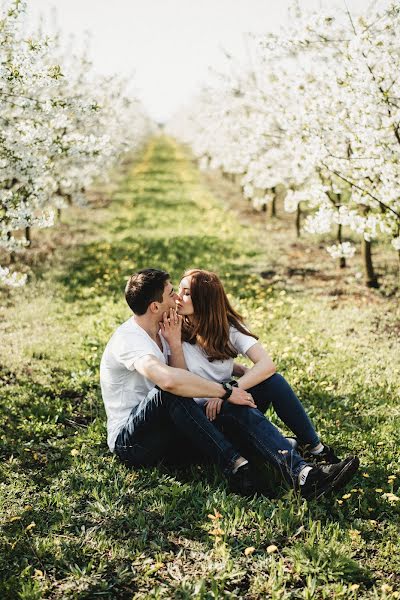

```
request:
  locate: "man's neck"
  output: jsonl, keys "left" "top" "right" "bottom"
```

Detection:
{"left": 132, "top": 314, "right": 159, "bottom": 341}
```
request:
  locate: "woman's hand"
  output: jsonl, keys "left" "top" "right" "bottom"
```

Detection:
{"left": 159, "top": 308, "right": 183, "bottom": 348}
{"left": 205, "top": 398, "right": 223, "bottom": 421}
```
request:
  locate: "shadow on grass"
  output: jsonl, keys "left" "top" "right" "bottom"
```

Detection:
{"left": 56, "top": 234, "right": 253, "bottom": 304}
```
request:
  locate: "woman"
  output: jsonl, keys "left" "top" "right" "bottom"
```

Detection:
{"left": 160, "top": 269, "right": 355, "bottom": 492}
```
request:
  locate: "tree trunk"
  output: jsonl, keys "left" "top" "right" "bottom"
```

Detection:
{"left": 7, "top": 232, "right": 15, "bottom": 263}
{"left": 337, "top": 223, "right": 346, "bottom": 269}
{"left": 25, "top": 226, "right": 31, "bottom": 247}
{"left": 296, "top": 203, "right": 301, "bottom": 238}
{"left": 362, "top": 237, "right": 379, "bottom": 288}
{"left": 269, "top": 187, "right": 277, "bottom": 218}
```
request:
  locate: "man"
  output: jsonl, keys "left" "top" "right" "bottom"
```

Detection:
{"left": 100, "top": 268, "right": 359, "bottom": 499}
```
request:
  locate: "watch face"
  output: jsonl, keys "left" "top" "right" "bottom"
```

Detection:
{"left": 224, "top": 382, "right": 232, "bottom": 391}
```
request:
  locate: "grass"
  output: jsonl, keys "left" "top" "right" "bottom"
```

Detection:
{"left": 0, "top": 136, "right": 399, "bottom": 599}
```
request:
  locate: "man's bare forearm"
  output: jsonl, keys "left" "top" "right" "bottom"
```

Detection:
{"left": 164, "top": 367, "right": 224, "bottom": 398}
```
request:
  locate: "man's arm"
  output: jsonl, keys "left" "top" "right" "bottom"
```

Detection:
{"left": 135, "top": 355, "right": 256, "bottom": 407}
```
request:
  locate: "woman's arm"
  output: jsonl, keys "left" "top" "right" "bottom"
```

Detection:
{"left": 159, "top": 309, "right": 188, "bottom": 370}
{"left": 168, "top": 343, "right": 187, "bottom": 370}
{"left": 236, "top": 342, "right": 276, "bottom": 390}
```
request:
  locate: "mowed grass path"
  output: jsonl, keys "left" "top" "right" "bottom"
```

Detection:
{"left": 1, "top": 137, "right": 399, "bottom": 599}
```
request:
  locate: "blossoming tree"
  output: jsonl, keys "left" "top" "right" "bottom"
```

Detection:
{"left": 169, "top": 1, "right": 400, "bottom": 287}
{"left": 0, "top": 0, "right": 153, "bottom": 287}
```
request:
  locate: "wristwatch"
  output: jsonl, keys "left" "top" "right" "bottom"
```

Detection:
{"left": 221, "top": 381, "right": 234, "bottom": 400}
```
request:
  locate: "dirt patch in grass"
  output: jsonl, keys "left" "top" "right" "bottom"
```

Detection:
{"left": 202, "top": 169, "right": 400, "bottom": 307}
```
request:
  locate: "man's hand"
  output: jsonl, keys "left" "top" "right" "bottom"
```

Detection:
{"left": 159, "top": 308, "right": 182, "bottom": 347}
{"left": 205, "top": 398, "right": 223, "bottom": 421}
{"left": 232, "top": 363, "right": 249, "bottom": 377}
{"left": 228, "top": 387, "right": 257, "bottom": 408}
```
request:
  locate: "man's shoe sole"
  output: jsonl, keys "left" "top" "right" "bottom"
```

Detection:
{"left": 315, "top": 456, "right": 360, "bottom": 500}
{"left": 330, "top": 455, "right": 360, "bottom": 493}
{"left": 302, "top": 456, "right": 360, "bottom": 500}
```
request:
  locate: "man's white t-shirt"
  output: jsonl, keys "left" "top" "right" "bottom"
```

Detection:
{"left": 100, "top": 318, "right": 169, "bottom": 452}
{"left": 182, "top": 326, "right": 257, "bottom": 404}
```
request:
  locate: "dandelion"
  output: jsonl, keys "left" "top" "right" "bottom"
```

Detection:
{"left": 33, "top": 569, "right": 44, "bottom": 578}
{"left": 381, "top": 584, "right": 392, "bottom": 593}
{"left": 382, "top": 492, "right": 400, "bottom": 503}
{"left": 208, "top": 510, "right": 222, "bottom": 520}
{"left": 210, "top": 527, "right": 224, "bottom": 536}
{"left": 342, "top": 493, "right": 351, "bottom": 499}
{"left": 375, "top": 488, "right": 383, "bottom": 493}
{"left": 244, "top": 546, "right": 255, "bottom": 556}
{"left": 25, "top": 522, "right": 36, "bottom": 532}
{"left": 362, "top": 472, "right": 369, "bottom": 478}
{"left": 70, "top": 448, "right": 79, "bottom": 456}
{"left": 267, "top": 544, "right": 278, "bottom": 554}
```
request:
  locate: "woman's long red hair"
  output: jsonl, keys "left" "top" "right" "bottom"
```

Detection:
{"left": 181, "top": 269, "right": 258, "bottom": 361}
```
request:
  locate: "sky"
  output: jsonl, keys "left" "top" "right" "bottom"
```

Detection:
{"left": 26, "top": 0, "right": 367, "bottom": 123}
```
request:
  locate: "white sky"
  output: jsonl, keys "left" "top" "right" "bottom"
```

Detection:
{"left": 27, "top": 0, "right": 366, "bottom": 123}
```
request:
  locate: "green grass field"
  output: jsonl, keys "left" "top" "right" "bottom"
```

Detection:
{"left": 1, "top": 137, "right": 399, "bottom": 599}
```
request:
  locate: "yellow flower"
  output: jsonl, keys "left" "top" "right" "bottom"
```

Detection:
{"left": 70, "top": 448, "right": 79, "bottom": 457}
{"left": 375, "top": 488, "right": 383, "bottom": 493}
{"left": 33, "top": 569, "right": 44, "bottom": 578}
{"left": 267, "top": 544, "right": 278, "bottom": 554}
{"left": 244, "top": 546, "right": 255, "bottom": 556}
{"left": 383, "top": 492, "right": 400, "bottom": 503}
{"left": 25, "top": 522, "right": 36, "bottom": 532}
{"left": 362, "top": 472, "right": 369, "bottom": 478}
{"left": 210, "top": 527, "right": 224, "bottom": 536}
{"left": 349, "top": 584, "right": 360, "bottom": 592}
{"left": 9, "top": 516, "right": 21, "bottom": 522}
{"left": 208, "top": 510, "right": 222, "bottom": 520}
{"left": 337, "top": 499, "right": 343, "bottom": 505}
{"left": 342, "top": 493, "right": 352, "bottom": 500}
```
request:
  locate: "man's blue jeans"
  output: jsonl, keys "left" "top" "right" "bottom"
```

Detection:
{"left": 114, "top": 387, "right": 241, "bottom": 476}
{"left": 114, "top": 379, "right": 309, "bottom": 481}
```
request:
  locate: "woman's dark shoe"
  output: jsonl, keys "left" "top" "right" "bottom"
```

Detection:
{"left": 228, "top": 464, "right": 274, "bottom": 498}
{"left": 299, "top": 456, "right": 360, "bottom": 500}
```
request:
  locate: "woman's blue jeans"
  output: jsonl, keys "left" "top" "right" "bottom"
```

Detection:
{"left": 114, "top": 377, "right": 310, "bottom": 481}
{"left": 248, "top": 373, "right": 320, "bottom": 448}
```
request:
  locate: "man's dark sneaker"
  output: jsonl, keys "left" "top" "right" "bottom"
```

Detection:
{"left": 299, "top": 456, "right": 360, "bottom": 500}
{"left": 301, "top": 443, "right": 341, "bottom": 465}
{"left": 228, "top": 464, "right": 274, "bottom": 498}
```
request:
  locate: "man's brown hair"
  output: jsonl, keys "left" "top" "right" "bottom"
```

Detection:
{"left": 125, "top": 268, "right": 170, "bottom": 315}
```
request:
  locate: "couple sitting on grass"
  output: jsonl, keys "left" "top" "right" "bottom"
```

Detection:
{"left": 100, "top": 268, "right": 359, "bottom": 500}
